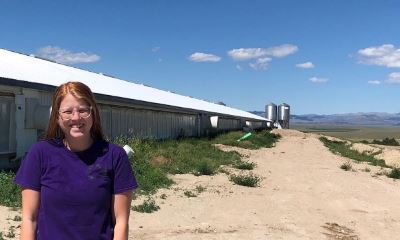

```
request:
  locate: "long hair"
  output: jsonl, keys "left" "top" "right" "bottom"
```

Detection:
{"left": 45, "top": 81, "right": 104, "bottom": 141}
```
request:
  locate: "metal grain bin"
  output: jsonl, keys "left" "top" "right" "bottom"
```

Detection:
{"left": 278, "top": 103, "right": 290, "bottom": 121}
{"left": 265, "top": 103, "right": 277, "bottom": 122}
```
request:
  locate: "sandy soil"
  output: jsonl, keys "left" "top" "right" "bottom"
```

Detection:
{"left": 2, "top": 129, "right": 400, "bottom": 239}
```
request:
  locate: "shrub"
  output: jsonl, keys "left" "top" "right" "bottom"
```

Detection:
{"left": 132, "top": 198, "right": 160, "bottom": 213}
{"left": 362, "top": 167, "right": 371, "bottom": 172}
{"left": 234, "top": 161, "right": 256, "bottom": 170}
{"left": 194, "top": 159, "right": 217, "bottom": 176}
{"left": 5, "top": 226, "right": 15, "bottom": 238}
{"left": 183, "top": 190, "right": 197, "bottom": 198}
{"left": 195, "top": 185, "right": 206, "bottom": 193}
{"left": 387, "top": 168, "right": 400, "bottom": 179}
{"left": 230, "top": 173, "right": 261, "bottom": 187}
{"left": 0, "top": 171, "right": 21, "bottom": 208}
{"left": 340, "top": 161, "right": 352, "bottom": 171}
{"left": 372, "top": 137, "right": 400, "bottom": 146}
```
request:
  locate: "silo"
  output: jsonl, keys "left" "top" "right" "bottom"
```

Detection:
{"left": 265, "top": 103, "right": 277, "bottom": 121}
{"left": 278, "top": 103, "right": 290, "bottom": 129}
{"left": 265, "top": 103, "right": 277, "bottom": 128}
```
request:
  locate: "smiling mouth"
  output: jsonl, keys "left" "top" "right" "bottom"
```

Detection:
{"left": 70, "top": 123, "right": 84, "bottom": 129}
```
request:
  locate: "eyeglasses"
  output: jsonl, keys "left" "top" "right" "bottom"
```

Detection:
{"left": 59, "top": 106, "right": 92, "bottom": 120}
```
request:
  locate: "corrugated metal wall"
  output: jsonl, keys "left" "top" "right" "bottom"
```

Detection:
{"left": 10, "top": 88, "right": 264, "bottom": 141}
{"left": 0, "top": 96, "right": 13, "bottom": 152}
{"left": 218, "top": 118, "right": 242, "bottom": 131}
{"left": 99, "top": 105, "right": 197, "bottom": 139}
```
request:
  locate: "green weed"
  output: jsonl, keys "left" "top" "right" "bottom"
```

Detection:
{"left": 0, "top": 171, "right": 21, "bottom": 208}
{"left": 212, "top": 130, "right": 280, "bottom": 149}
{"left": 13, "top": 215, "right": 21, "bottom": 221}
{"left": 195, "top": 185, "right": 206, "bottom": 193}
{"left": 372, "top": 137, "right": 400, "bottom": 146}
{"left": 184, "top": 190, "right": 197, "bottom": 198}
{"left": 234, "top": 161, "right": 256, "bottom": 170}
{"left": 362, "top": 167, "right": 371, "bottom": 172}
{"left": 340, "top": 161, "right": 352, "bottom": 171}
{"left": 230, "top": 173, "right": 261, "bottom": 187}
{"left": 5, "top": 226, "right": 15, "bottom": 238}
{"left": 387, "top": 168, "right": 400, "bottom": 179}
{"left": 319, "top": 137, "right": 388, "bottom": 167}
{"left": 132, "top": 198, "right": 160, "bottom": 213}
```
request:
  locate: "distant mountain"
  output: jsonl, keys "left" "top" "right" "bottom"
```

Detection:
{"left": 249, "top": 111, "right": 400, "bottom": 126}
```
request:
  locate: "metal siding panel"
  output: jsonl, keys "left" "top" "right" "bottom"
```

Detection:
{"left": 0, "top": 97, "right": 12, "bottom": 152}
{"left": 39, "top": 92, "right": 53, "bottom": 106}
{"left": 99, "top": 106, "right": 112, "bottom": 139}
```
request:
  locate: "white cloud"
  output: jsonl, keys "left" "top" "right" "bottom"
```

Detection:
{"left": 236, "top": 64, "right": 243, "bottom": 71}
{"left": 227, "top": 44, "right": 298, "bottom": 61}
{"left": 188, "top": 52, "right": 221, "bottom": 62}
{"left": 368, "top": 80, "right": 381, "bottom": 85}
{"left": 265, "top": 44, "right": 298, "bottom": 58}
{"left": 227, "top": 48, "right": 268, "bottom": 61}
{"left": 152, "top": 47, "right": 160, "bottom": 52}
{"left": 296, "top": 61, "right": 314, "bottom": 69}
{"left": 249, "top": 57, "right": 271, "bottom": 70}
{"left": 35, "top": 46, "right": 100, "bottom": 65}
{"left": 309, "top": 76, "right": 328, "bottom": 83}
{"left": 356, "top": 44, "right": 400, "bottom": 68}
{"left": 385, "top": 72, "right": 400, "bottom": 84}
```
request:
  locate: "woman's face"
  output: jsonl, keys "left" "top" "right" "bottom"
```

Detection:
{"left": 57, "top": 93, "right": 93, "bottom": 141}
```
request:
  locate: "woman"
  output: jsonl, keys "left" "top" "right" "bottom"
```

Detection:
{"left": 14, "top": 81, "right": 138, "bottom": 240}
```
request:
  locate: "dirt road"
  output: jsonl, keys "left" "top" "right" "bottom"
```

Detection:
{"left": 129, "top": 129, "right": 400, "bottom": 240}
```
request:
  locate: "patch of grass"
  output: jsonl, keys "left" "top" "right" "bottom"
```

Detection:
{"left": 160, "top": 193, "right": 167, "bottom": 199}
{"left": 5, "top": 226, "right": 15, "bottom": 238}
{"left": 98, "top": 131, "right": 280, "bottom": 196}
{"left": 387, "top": 168, "right": 400, "bottom": 179}
{"left": 113, "top": 137, "right": 174, "bottom": 194}
{"left": 230, "top": 173, "right": 261, "bottom": 187}
{"left": 183, "top": 190, "right": 197, "bottom": 198}
{"left": 340, "top": 161, "right": 352, "bottom": 171}
{"left": 362, "top": 167, "right": 371, "bottom": 172}
{"left": 218, "top": 168, "right": 230, "bottom": 175}
{"left": 372, "top": 137, "right": 400, "bottom": 146}
{"left": 194, "top": 159, "right": 217, "bottom": 176}
{"left": 0, "top": 232, "right": 4, "bottom": 240}
{"left": 132, "top": 198, "right": 160, "bottom": 213}
{"left": 0, "top": 171, "right": 21, "bottom": 208}
{"left": 234, "top": 160, "right": 256, "bottom": 170}
{"left": 319, "top": 137, "right": 388, "bottom": 168}
{"left": 13, "top": 215, "right": 22, "bottom": 221}
{"left": 213, "top": 130, "right": 280, "bottom": 149}
{"left": 195, "top": 185, "right": 206, "bottom": 193}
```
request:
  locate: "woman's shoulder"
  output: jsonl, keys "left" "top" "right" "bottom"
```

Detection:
{"left": 29, "top": 139, "right": 63, "bottom": 152}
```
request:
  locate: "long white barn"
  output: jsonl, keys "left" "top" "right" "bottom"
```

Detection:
{"left": 0, "top": 49, "right": 268, "bottom": 168}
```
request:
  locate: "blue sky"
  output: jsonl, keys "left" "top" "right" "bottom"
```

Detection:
{"left": 1, "top": 0, "right": 399, "bottom": 114}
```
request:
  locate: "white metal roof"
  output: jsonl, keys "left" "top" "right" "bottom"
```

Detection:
{"left": 0, "top": 49, "right": 266, "bottom": 121}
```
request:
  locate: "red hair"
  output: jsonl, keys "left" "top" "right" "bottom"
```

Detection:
{"left": 45, "top": 81, "right": 104, "bottom": 141}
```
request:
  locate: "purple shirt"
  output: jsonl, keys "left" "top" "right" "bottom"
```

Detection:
{"left": 14, "top": 139, "right": 138, "bottom": 240}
